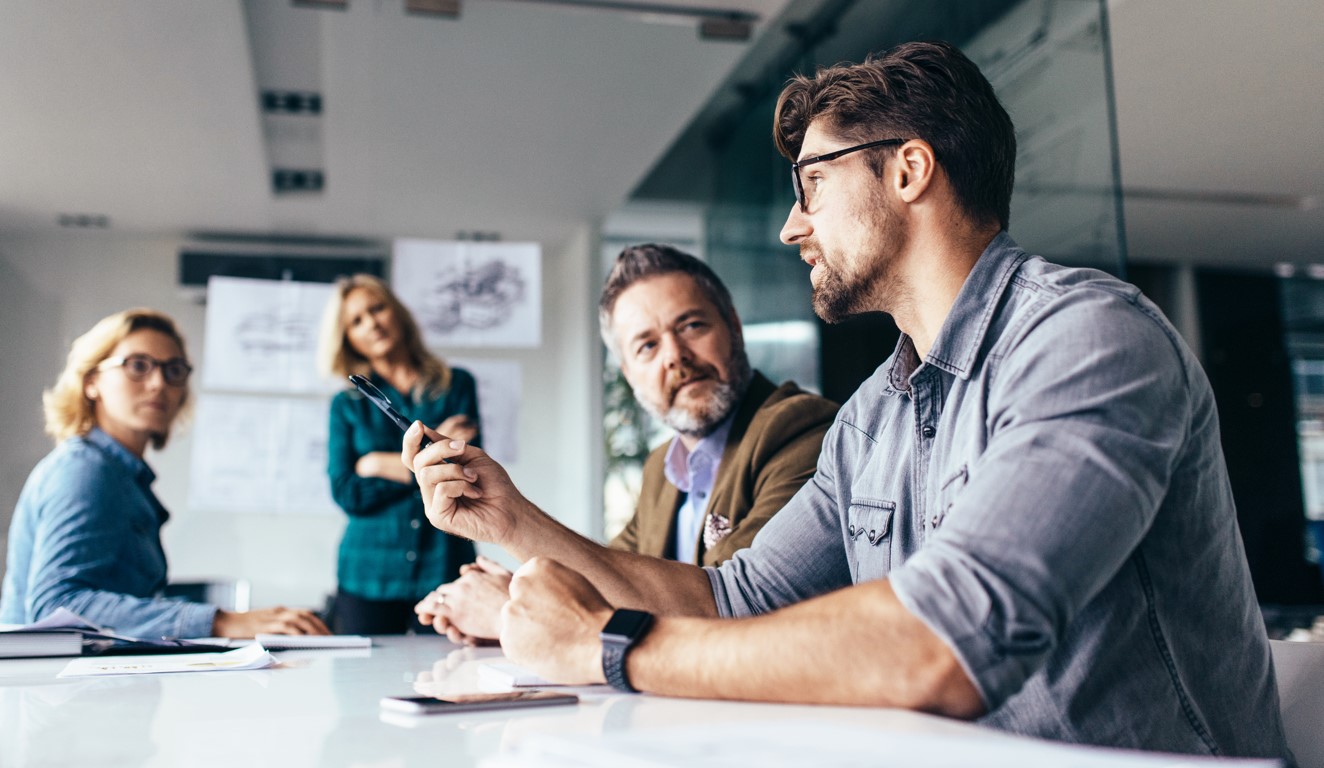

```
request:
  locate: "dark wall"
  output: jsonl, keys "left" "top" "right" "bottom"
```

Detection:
{"left": 1197, "top": 268, "right": 1324, "bottom": 605}
{"left": 818, "top": 312, "right": 900, "bottom": 405}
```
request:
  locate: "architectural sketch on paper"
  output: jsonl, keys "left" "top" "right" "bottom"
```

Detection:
{"left": 202, "top": 276, "right": 339, "bottom": 394}
{"left": 234, "top": 309, "right": 318, "bottom": 354}
{"left": 422, "top": 259, "right": 526, "bottom": 334}
{"left": 392, "top": 239, "right": 542, "bottom": 348}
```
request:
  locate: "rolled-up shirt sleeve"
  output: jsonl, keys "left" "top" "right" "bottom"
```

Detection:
{"left": 889, "top": 291, "right": 1192, "bottom": 709}
{"left": 707, "top": 420, "right": 854, "bottom": 617}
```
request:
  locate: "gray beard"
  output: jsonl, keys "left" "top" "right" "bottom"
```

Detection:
{"left": 642, "top": 353, "right": 752, "bottom": 439}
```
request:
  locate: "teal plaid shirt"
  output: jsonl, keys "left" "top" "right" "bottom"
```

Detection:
{"left": 327, "top": 369, "right": 480, "bottom": 601}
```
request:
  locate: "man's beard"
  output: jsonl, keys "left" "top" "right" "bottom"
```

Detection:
{"left": 640, "top": 344, "right": 753, "bottom": 440}
{"left": 808, "top": 194, "right": 908, "bottom": 323}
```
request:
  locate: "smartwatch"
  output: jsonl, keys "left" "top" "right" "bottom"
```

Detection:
{"left": 599, "top": 608, "right": 654, "bottom": 693}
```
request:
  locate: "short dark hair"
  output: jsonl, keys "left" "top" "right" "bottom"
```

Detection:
{"left": 774, "top": 40, "right": 1016, "bottom": 230}
{"left": 598, "top": 243, "right": 740, "bottom": 355}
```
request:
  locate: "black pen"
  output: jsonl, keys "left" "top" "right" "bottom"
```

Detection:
{"left": 347, "top": 374, "right": 437, "bottom": 452}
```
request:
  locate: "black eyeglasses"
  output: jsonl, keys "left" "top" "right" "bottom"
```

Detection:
{"left": 98, "top": 354, "right": 193, "bottom": 386}
{"left": 791, "top": 138, "right": 909, "bottom": 212}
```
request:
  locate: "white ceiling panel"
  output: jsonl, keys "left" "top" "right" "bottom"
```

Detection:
{"left": 1108, "top": 0, "right": 1324, "bottom": 266}
{"left": 0, "top": 1, "right": 271, "bottom": 232}
{"left": 2, "top": 0, "right": 1319, "bottom": 270}
{"left": 0, "top": 0, "right": 790, "bottom": 246}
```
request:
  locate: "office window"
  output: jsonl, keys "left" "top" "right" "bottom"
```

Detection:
{"left": 1283, "top": 278, "right": 1324, "bottom": 570}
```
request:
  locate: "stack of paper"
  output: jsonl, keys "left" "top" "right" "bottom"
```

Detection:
{"left": 254, "top": 634, "right": 371, "bottom": 650}
{"left": 2, "top": 608, "right": 232, "bottom": 656}
{"left": 0, "top": 630, "right": 85, "bottom": 659}
{"left": 0, "top": 607, "right": 98, "bottom": 658}
{"left": 57, "top": 642, "right": 277, "bottom": 678}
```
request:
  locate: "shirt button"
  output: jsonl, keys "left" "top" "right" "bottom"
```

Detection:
{"left": 921, "top": 425, "right": 936, "bottom": 439}
{"left": 405, "top": 551, "right": 417, "bottom": 562}
{"left": 410, "top": 519, "right": 421, "bottom": 530}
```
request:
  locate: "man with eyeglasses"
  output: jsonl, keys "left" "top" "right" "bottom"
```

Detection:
{"left": 404, "top": 41, "right": 1287, "bottom": 759}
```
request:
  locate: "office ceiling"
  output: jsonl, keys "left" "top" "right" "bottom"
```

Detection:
{"left": 1108, "top": 0, "right": 1324, "bottom": 268}
{"left": 0, "top": 0, "right": 788, "bottom": 246}
{"left": 0, "top": 0, "right": 1319, "bottom": 268}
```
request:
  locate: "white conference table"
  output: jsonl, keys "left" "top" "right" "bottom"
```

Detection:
{"left": 0, "top": 634, "right": 1002, "bottom": 767}
{"left": 0, "top": 635, "right": 1257, "bottom": 768}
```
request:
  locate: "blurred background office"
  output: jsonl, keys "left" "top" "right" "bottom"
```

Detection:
{"left": 0, "top": 0, "right": 1321, "bottom": 617}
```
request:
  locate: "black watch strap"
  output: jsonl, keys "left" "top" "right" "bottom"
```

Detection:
{"left": 600, "top": 608, "right": 654, "bottom": 693}
{"left": 602, "top": 637, "right": 637, "bottom": 692}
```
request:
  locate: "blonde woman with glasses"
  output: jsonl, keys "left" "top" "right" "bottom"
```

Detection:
{"left": 0, "top": 308, "right": 329, "bottom": 639}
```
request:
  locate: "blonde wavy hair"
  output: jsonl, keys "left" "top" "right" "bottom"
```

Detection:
{"left": 318, "top": 274, "right": 451, "bottom": 398}
{"left": 43, "top": 308, "right": 191, "bottom": 450}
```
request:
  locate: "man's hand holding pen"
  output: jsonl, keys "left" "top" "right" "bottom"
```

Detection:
{"left": 402, "top": 420, "right": 619, "bottom": 686}
{"left": 401, "top": 420, "right": 535, "bottom": 548}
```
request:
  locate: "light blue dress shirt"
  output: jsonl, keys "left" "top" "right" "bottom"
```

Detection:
{"left": 663, "top": 416, "right": 734, "bottom": 564}
{"left": 707, "top": 233, "right": 1288, "bottom": 759}
{"left": 0, "top": 428, "right": 216, "bottom": 638}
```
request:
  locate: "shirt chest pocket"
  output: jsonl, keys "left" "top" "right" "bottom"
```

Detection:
{"left": 847, "top": 498, "right": 895, "bottom": 582}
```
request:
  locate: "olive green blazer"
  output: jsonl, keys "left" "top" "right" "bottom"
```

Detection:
{"left": 609, "top": 372, "right": 838, "bottom": 566}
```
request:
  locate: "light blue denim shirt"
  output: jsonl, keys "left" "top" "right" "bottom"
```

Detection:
{"left": 708, "top": 233, "right": 1288, "bottom": 760}
{"left": 663, "top": 415, "right": 734, "bottom": 564}
{"left": 0, "top": 428, "right": 216, "bottom": 638}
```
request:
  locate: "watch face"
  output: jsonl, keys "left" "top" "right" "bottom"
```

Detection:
{"left": 601, "top": 609, "right": 653, "bottom": 643}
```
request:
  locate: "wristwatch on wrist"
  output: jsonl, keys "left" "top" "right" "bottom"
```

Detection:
{"left": 599, "top": 608, "right": 654, "bottom": 693}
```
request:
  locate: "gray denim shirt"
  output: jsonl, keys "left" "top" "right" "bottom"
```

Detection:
{"left": 708, "top": 233, "right": 1288, "bottom": 760}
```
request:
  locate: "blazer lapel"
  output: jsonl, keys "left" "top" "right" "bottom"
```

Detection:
{"left": 637, "top": 441, "right": 684, "bottom": 560}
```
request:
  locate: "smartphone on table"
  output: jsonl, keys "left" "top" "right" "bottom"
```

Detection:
{"left": 380, "top": 691, "right": 579, "bottom": 715}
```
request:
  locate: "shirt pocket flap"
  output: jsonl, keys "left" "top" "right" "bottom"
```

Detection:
{"left": 847, "top": 498, "right": 895, "bottom": 546}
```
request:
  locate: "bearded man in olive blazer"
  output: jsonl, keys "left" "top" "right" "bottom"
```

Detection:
{"left": 601, "top": 244, "right": 837, "bottom": 566}
{"left": 415, "top": 244, "right": 836, "bottom": 641}
{"left": 611, "top": 370, "right": 835, "bottom": 566}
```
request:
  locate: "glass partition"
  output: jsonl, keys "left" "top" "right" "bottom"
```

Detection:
{"left": 965, "top": 0, "right": 1127, "bottom": 273}
{"left": 1280, "top": 275, "right": 1324, "bottom": 587}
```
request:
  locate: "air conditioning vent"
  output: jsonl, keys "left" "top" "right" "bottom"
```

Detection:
{"left": 178, "top": 239, "right": 387, "bottom": 302}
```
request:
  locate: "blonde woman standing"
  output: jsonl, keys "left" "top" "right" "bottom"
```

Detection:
{"left": 320, "top": 275, "right": 480, "bottom": 634}
{"left": 0, "top": 309, "right": 328, "bottom": 638}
